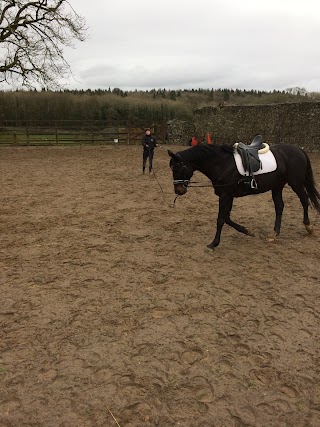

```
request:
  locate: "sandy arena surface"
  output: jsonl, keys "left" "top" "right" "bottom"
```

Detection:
{"left": 0, "top": 145, "right": 320, "bottom": 427}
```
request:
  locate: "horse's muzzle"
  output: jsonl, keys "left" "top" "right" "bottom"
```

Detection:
{"left": 174, "top": 184, "right": 187, "bottom": 195}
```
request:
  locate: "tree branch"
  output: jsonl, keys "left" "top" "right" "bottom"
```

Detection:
{"left": 0, "top": 0, "right": 87, "bottom": 88}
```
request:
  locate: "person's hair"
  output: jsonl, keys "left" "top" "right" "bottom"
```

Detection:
{"left": 145, "top": 128, "right": 151, "bottom": 132}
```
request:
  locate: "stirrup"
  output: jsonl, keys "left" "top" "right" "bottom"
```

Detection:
{"left": 251, "top": 178, "right": 258, "bottom": 189}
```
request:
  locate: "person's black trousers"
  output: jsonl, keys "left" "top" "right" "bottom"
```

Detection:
{"left": 142, "top": 149, "right": 154, "bottom": 173}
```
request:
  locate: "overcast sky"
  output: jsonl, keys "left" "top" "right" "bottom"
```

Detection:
{"left": 64, "top": 0, "right": 320, "bottom": 92}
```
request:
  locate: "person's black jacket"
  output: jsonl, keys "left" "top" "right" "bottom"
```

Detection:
{"left": 142, "top": 134, "right": 157, "bottom": 151}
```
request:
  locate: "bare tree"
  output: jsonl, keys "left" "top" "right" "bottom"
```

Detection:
{"left": 0, "top": 0, "right": 87, "bottom": 88}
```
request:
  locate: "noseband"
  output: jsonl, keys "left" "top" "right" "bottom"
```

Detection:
{"left": 173, "top": 178, "right": 190, "bottom": 188}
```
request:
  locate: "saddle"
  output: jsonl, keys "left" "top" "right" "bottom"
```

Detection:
{"left": 235, "top": 135, "right": 267, "bottom": 189}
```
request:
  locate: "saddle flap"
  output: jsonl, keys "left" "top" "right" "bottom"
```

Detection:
{"left": 237, "top": 143, "right": 262, "bottom": 173}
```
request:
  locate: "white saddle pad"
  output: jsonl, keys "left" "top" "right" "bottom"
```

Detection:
{"left": 233, "top": 149, "right": 277, "bottom": 176}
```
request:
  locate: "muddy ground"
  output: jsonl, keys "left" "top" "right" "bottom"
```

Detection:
{"left": 0, "top": 145, "right": 320, "bottom": 427}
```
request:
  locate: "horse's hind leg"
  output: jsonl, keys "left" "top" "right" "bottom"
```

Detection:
{"left": 291, "top": 185, "right": 313, "bottom": 234}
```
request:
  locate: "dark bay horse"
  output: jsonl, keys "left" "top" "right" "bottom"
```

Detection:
{"left": 168, "top": 141, "right": 320, "bottom": 249}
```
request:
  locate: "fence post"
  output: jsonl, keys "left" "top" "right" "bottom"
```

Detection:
{"left": 27, "top": 127, "right": 30, "bottom": 145}
{"left": 127, "top": 126, "right": 130, "bottom": 144}
{"left": 55, "top": 128, "right": 58, "bottom": 144}
{"left": 13, "top": 131, "right": 17, "bottom": 144}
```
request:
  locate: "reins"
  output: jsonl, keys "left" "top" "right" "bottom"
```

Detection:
{"left": 173, "top": 155, "right": 247, "bottom": 190}
{"left": 176, "top": 179, "right": 243, "bottom": 188}
{"left": 169, "top": 179, "right": 243, "bottom": 208}
{"left": 151, "top": 167, "right": 167, "bottom": 200}
{"left": 188, "top": 180, "right": 213, "bottom": 188}
{"left": 170, "top": 194, "right": 180, "bottom": 208}
{"left": 150, "top": 151, "right": 244, "bottom": 209}
{"left": 148, "top": 146, "right": 176, "bottom": 207}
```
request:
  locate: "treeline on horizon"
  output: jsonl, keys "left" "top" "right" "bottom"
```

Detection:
{"left": 0, "top": 87, "right": 319, "bottom": 127}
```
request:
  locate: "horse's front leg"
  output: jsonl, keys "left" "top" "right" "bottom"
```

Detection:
{"left": 207, "top": 194, "right": 233, "bottom": 249}
{"left": 268, "top": 188, "right": 284, "bottom": 241}
{"left": 224, "top": 199, "right": 254, "bottom": 236}
{"left": 225, "top": 217, "right": 255, "bottom": 237}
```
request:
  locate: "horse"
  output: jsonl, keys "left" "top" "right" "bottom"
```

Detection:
{"left": 168, "top": 138, "right": 320, "bottom": 249}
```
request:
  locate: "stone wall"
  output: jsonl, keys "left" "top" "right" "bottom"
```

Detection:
{"left": 166, "top": 119, "right": 195, "bottom": 145}
{"left": 193, "top": 102, "right": 320, "bottom": 151}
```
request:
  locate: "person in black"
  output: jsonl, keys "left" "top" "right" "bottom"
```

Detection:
{"left": 142, "top": 128, "right": 157, "bottom": 174}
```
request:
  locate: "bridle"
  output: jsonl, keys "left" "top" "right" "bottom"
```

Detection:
{"left": 171, "top": 158, "right": 244, "bottom": 189}
{"left": 169, "top": 157, "right": 240, "bottom": 208}
{"left": 170, "top": 159, "right": 203, "bottom": 208}
{"left": 172, "top": 159, "right": 215, "bottom": 189}
{"left": 173, "top": 179, "right": 190, "bottom": 188}
{"left": 171, "top": 158, "right": 191, "bottom": 188}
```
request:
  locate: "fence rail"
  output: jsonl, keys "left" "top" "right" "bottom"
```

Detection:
{"left": 0, "top": 123, "right": 167, "bottom": 146}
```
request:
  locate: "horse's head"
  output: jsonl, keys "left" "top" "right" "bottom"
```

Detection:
{"left": 168, "top": 150, "right": 194, "bottom": 195}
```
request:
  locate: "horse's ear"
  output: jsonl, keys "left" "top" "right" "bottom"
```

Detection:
{"left": 168, "top": 150, "right": 179, "bottom": 161}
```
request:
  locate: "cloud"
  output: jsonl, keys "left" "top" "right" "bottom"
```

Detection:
{"left": 63, "top": 0, "right": 320, "bottom": 91}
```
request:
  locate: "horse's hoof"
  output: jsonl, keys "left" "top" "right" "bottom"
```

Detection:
{"left": 305, "top": 224, "right": 314, "bottom": 234}
{"left": 206, "top": 243, "right": 215, "bottom": 250}
{"left": 266, "top": 233, "right": 278, "bottom": 242}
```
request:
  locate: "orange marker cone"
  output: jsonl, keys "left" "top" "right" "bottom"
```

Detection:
{"left": 191, "top": 136, "right": 199, "bottom": 146}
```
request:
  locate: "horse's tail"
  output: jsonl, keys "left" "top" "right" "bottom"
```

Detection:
{"left": 303, "top": 150, "right": 320, "bottom": 213}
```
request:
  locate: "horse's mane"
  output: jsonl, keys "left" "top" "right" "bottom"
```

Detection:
{"left": 177, "top": 144, "right": 234, "bottom": 163}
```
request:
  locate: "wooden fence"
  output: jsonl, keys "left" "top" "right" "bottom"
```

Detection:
{"left": 0, "top": 122, "right": 167, "bottom": 146}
